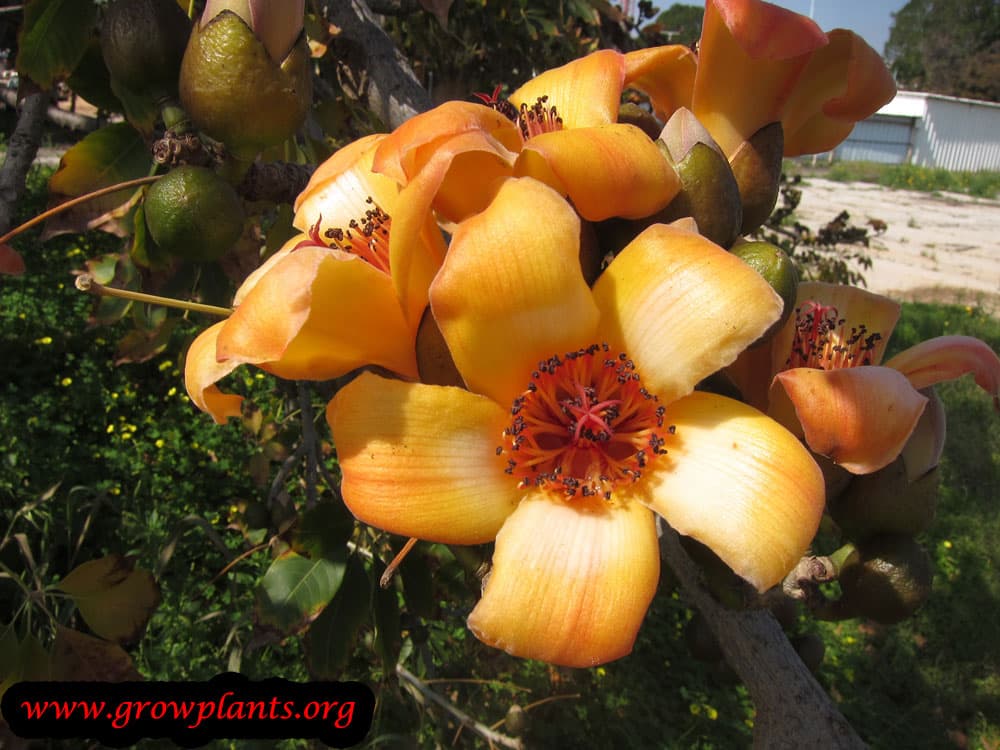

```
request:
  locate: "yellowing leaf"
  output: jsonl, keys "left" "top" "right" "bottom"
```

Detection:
{"left": 43, "top": 123, "right": 151, "bottom": 240}
{"left": 50, "top": 626, "right": 142, "bottom": 682}
{"left": 55, "top": 555, "right": 161, "bottom": 645}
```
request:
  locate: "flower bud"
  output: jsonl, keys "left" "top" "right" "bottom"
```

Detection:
{"left": 829, "top": 455, "right": 939, "bottom": 539}
{"left": 179, "top": 3, "right": 311, "bottom": 158}
{"left": 728, "top": 121, "right": 784, "bottom": 234}
{"left": 729, "top": 240, "right": 798, "bottom": 344}
{"left": 655, "top": 108, "right": 742, "bottom": 248}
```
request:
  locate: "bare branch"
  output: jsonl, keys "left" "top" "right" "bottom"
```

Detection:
{"left": 321, "top": 0, "right": 431, "bottom": 128}
{"left": 0, "top": 91, "right": 48, "bottom": 235}
{"left": 659, "top": 523, "right": 866, "bottom": 750}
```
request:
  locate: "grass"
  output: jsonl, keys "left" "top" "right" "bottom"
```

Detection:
{"left": 2, "top": 166, "right": 999, "bottom": 748}
{"left": 803, "top": 160, "right": 1000, "bottom": 200}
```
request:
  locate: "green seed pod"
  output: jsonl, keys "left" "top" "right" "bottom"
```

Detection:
{"left": 729, "top": 240, "right": 799, "bottom": 344}
{"left": 838, "top": 534, "right": 932, "bottom": 624}
{"left": 144, "top": 166, "right": 245, "bottom": 262}
{"left": 100, "top": 0, "right": 191, "bottom": 103}
{"left": 831, "top": 456, "right": 939, "bottom": 539}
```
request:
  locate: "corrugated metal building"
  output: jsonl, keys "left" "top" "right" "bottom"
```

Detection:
{"left": 833, "top": 91, "right": 1000, "bottom": 171}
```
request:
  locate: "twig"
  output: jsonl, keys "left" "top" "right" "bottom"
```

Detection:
{"left": 297, "top": 382, "right": 320, "bottom": 508}
{"left": 268, "top": 442, "right": 308, "bottom": 504}
{"left": 396, "top": 664, "right": 524, "bottom": 750}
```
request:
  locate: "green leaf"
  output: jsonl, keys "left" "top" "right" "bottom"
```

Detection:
{"left": 54, "top": 555, "right": 162, "bottom": 645}
{"left": 306, "top": 556, "right": 371, "bottom": 679}
{"left": 43, "top": 123, "right": 151, "bottom": 240}
{"left": 292, "top": 501, "right": 355, "bottom": 560}
{"left": 256, "top": 550, "right": 347, "bottom": 634}
{"left": 16, "top": 0, "right": 98, "bottom": 90}
{"left": 66, "top": 35, "right": 123, "bottom": 113}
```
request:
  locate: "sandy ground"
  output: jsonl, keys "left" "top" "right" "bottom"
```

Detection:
{"left": 793, "top": 178, "right": 1000, "bottom": 308}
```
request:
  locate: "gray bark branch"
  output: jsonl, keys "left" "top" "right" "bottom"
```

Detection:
{"left": 659, "top": 524, "right": 866, "bottom": 749}
{"left": 0, "top": 91, "right": 49, "bottom": 235}
{"left": 321, "top": 0, "right": 431, "bottom": 129}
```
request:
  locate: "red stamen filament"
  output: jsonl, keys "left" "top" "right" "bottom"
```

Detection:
{"left": 785, "top": 301, "right": 883, "bottom": 371}
{"left": 499, "top": 344, "right": 673, "bottom": 501}
{"left": 295, "top": 198, "right": 393, "bottom": 276}
{"left": 517, "top": 95, "right": 564, "bottom": 140}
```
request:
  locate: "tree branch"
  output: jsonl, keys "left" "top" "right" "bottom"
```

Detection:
{"left": 659, "top": 524, "right": 866, "bottom": 749}
{"left": 321, "top": 0, "right": 431, "bottom": 128}
{"left": 0, "top": 91, "right": 48, "bottom": 235}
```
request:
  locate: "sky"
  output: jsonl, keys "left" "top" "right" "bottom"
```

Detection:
{"left": 674, "top": 1, "right": 911, "bottom": 56}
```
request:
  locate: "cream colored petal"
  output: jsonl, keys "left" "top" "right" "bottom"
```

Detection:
{"left": 511, "top": 49, "right": 625, "bottom": 130}
{"left": 184, "top": 321, "right": 243, "bottom": 424}
{"left": 293, "top": 134, "right": 400, "bottom": 238}
{"left": 218, "top": 246, "right": 418, "bottom": 380}
{"left": 514, "top": 124, "right": 680, "bottom": 221}
{"left": 770, "top": 281, "right": 901, "bottom": 374}
{"left": 592, "top": 223, "right": 782, "bottom": 404}
{"left": 774, "top": 366, "right": 928, "bottom": 474}
{"left": 640, "top": 391, "right": 825, "bottom": 592}
{"left": 623, "top": 45, "right": 696, "bottom": 123}
{"left": 430, "top": 177, "right": 600, "bottom": 406}
{"left": 327, "top": 373, "right": 520, "bottom": 544}
{"left": 884, "top": 335, "right": 1000, "bottom": 411}
{"left": 467, "top": 493, "right": 659, "bottom": 667}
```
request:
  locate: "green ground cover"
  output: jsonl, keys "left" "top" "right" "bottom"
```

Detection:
{"left": 2, "top": 167, "right": 998, "bottom": 748}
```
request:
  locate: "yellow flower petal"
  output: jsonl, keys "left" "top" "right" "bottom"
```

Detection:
{"left": 514, "top": 124, "right": 680, "bottom": 221}
{"left": 510, "top": 49, "right": 625, "bottom": 130}
{"left": 232, "top": 233, "right": 303, "bottom": 306}
{"left": 327, "top": 373, "right": 520, "bottom": 544}
{"left": 774, "top": 366, "right": 928, "bottom": 474}
{"left": 641, "top": 391, "right": 824, "bottom": 591}
{"left": 693, "top": 0, "right": 828, "bottom": 156}
{"left": 884, "top": 335, "right": 1000, "bottom": 410}
{"left": 184, "top": 321, "right": 243, "bottom": 424}
{"left": 592, "top": 223, "right": 782, "bottom": 404}
{"left": 467, "top": 493, "right": 659, "bottom": 667}
{"left": 623, "top": 45, "right": 697, "bottom": 124}
{"left": 430, "top": 177, "right": 599, "bottom": 406}
{"left": 218, "top": 246, "right": 418, "bottom": 380}
{"left": 782, "top": 30, "right": 896, "bottom": 156}
{"left": 372, "top": 101, "right": 521, "bottom": 185}
{"left": 771, "top": 281, "right": 901, "bottom": 373}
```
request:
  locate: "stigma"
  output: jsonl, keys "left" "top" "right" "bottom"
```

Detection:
{"left": 785, "top": 301, "right": 882, "bottom": 371}
{"left": 297, "top": 196, "right": 392, "bottom": 275}
{"left": 499, "top": 343, "right": 673, "bottom": 501}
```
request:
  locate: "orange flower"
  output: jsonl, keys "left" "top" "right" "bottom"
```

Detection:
{"left": 691, "top": 0, "right": 896, "bottom": 157}
{"left": 327, "top": 178, "right": 825, "bottom": 667}
{"left": 729, "top": 282, "right": 1000, "bottom": 474}
{"left": 184, "top": 134, "right": 446, "bottom": 423}
{"left": 371, "top": 48, "right": 693, "bottom": 224}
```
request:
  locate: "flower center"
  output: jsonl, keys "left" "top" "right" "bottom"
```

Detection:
{"left": 474, "top": 87, "right": 564, "bottom": 141}
{"left": 499, "top": 343, "right": 672, "bottom": 501}
{"left": 784, "top": 301, "right": 882, "bottom": 371}
{"left": 297, "top": 197, "right": 392, "bottom": 275}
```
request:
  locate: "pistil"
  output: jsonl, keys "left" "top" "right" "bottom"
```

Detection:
{"left": 499, "top": 343, "right": 672, "bottom": 501}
